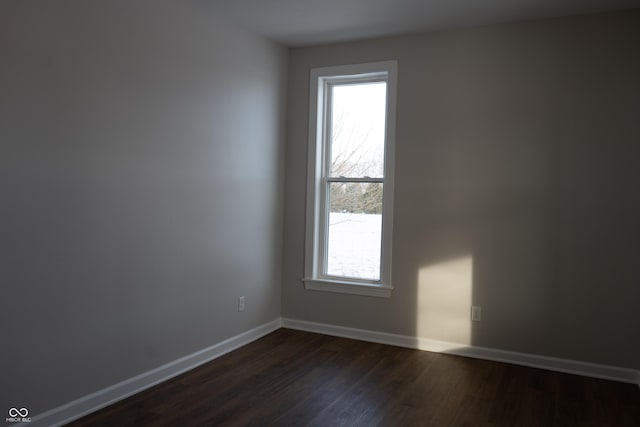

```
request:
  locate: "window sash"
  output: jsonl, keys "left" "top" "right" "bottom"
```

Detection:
{"left": 323, "top": 79, "right": 387, "bottom": 180}
{"left": 318, "top": 178, "right": 384, "bottom": 282}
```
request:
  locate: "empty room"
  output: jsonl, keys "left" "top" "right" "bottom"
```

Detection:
{"left": 2, "top": 0, "right": 639, "bottom": 425}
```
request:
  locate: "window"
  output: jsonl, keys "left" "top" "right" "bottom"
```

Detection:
{"left": 303, "top": 61, "right": 397, "bottom": 297}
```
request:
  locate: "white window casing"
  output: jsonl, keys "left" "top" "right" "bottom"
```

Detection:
{"left": 303, "top": 60, "right": 398, "bottom": 298}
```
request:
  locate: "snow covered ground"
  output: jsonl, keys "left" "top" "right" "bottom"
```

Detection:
{"left": 327, "top": 212, "right": 382, "bottom": 280}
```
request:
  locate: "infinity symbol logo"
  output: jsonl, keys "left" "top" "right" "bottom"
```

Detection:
{"left": 8, "top": 407, "right": 28, "bottom": 417}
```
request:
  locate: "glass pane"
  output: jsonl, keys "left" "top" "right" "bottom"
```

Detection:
{"left": 330, "top": 82, "right": 387, "bottom": 178}
{"left": 327, "top": 182, "right": 383, "bottom": 280}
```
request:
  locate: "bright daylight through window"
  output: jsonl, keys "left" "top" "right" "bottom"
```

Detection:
{"left": 304, "top": 61, "right": 397, "bottom": 297}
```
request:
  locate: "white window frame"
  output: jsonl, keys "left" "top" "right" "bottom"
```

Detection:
{"left": 303, "top": 60, "right": 397, "bottom": 298}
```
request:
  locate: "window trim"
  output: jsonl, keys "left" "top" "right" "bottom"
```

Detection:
{"left": 303, "top": 60, "right": 398, "bottom": 298}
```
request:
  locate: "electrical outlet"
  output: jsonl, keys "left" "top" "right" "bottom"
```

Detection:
{"left": 471, "top": 306, "right": 481, "bottom": 322}
{"left": 238, "top": 296, "right": 245, "bottom": 312}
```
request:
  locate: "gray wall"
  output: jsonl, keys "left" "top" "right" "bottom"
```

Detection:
{"left": 283, "top": 11, "right": 640, "bottom": 370}
{"left": 1, "top": 0, "right": 287, "bottom": 416}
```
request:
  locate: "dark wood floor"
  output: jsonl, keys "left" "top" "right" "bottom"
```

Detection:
{"left": 68, "top": 328, "right": 640, "bottom": 427}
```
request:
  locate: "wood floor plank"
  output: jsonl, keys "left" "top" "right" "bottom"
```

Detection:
{"left": 269, "top": 338, "right": 385, "bottom": 427}
{"left": 67, "top": 329, "right": 640, "bottom": 427}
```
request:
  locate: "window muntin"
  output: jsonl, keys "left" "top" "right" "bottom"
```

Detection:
{"left": 304, "top": 61, "right": 397, "bottom": 297}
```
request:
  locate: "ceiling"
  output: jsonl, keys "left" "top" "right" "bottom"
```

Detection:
{"left": 207, "top": 0, "right": 640, "bottom": 47}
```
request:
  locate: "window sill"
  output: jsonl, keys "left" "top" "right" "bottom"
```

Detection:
{"left": 302, "top": 278, "right": 393, "bottom": 298}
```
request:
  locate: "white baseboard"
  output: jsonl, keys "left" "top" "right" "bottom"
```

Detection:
{"left": 30, "top": 319, "right": 282, "bottom": 427}
{"left": 27, "top": 316, "right": 640, "bottom": 426}
{"left": 281, "top": 318, "right": 640, "bottom": 385}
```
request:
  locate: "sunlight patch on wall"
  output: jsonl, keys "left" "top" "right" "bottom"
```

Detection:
{"left": 417, "top": 255, "right": 473, "bottom": 346}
